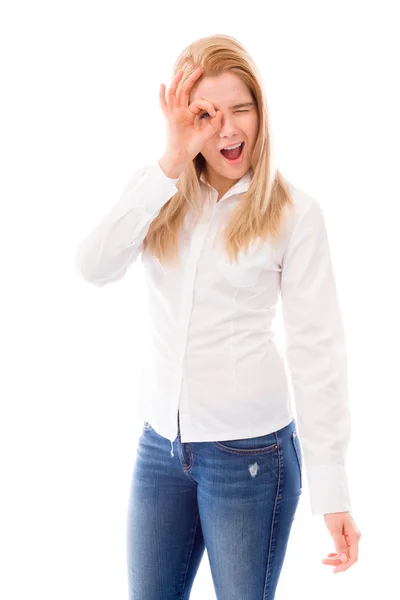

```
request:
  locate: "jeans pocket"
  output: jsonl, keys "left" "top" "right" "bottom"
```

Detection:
{"left": 291, "top": 431, "right": 303, "bottom": 489}
{"left": 211, "top": 432, "right": 278, "bottom": 455}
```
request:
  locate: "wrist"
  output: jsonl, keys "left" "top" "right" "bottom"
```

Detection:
{"left": 158, "top": 155, "right": 186, "bottom": 179}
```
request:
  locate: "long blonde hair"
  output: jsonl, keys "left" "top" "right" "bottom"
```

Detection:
{"left": 143, "top": 34, "right": 295, "bottom": 266}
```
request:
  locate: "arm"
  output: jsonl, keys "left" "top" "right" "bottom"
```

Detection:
{"left": 74, "top": 160, "right": 180, "bottom": 286}
{"left": 280, "top": 197, "right": 352, "bottom": 516}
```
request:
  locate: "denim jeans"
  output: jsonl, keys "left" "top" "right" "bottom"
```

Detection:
{"left": 126, "top": 411, "right": 303, "bottom": 599}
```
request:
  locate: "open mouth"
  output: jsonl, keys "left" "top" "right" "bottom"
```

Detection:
{"left": 220, "top": 142, "right": 244, "bottom": 164}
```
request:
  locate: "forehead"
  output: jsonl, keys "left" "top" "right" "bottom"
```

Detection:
{"left": 189, "top": 72, "right": 251, "bottom": 107}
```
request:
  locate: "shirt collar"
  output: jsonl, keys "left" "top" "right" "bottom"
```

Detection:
{"left": 199, "top": 169, "right": 253, "bottom": 202}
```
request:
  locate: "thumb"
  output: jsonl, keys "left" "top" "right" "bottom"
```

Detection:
{"left": 203, "top": 111, "right": 222, "bottom": 140}
{"left": 332, "top": 533, "right": 349, "bottom": 563}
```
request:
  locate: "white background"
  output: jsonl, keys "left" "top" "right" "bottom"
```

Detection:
{"left": 1, "top": 1, "right": 399, "bottom": 598}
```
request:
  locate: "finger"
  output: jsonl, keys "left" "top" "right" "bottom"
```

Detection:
{"left": 331, "top": 532, "right": 349, "bottom": 562}
{"left": 321, "top": 556, "right": 342, "bottom": 565}
{"left": 322, "top": 553, "right": 355, "bottom": 573}
{"left": 205, "top": 110, "right": 222, "bottom": 131}
{"left": 177, "top": 67, "right": 203, "bottom": 107}
{"left": 348, "top": 540, "right": 359, "bottom": 564}
{"left": 159, "top": 83, "right": 168, "bottom": 117}
{"left": 321, "top": 551, "right": 346, "bottom": 565}
{"left": 197, "top": 110, "right": 223, "bottom": 138}
{"left": 188, "top": 99, "right": 216, "bottom": 118}
{"left": 333, "top": 556, "right": 356, "bottom": 573}
{"left": 166, "top": 69, "right": 184, "bottom": 108}
{"left": 332, "top": 546, "right": 358, "bottom": 573}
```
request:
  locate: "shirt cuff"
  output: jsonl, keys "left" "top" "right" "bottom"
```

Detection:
{"left": 127, "top": 160, "right": 180, "bottom": 215}
{"left": 306, "top": 464, "right": 352, "bottom": 515}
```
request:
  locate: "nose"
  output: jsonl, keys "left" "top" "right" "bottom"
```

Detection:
{"left": 218, "top": 114, "right": 241, "bottom": 140}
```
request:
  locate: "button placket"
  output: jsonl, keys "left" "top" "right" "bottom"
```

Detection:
{"left": 174, "top": 220, "right": 211, "bottom": 418}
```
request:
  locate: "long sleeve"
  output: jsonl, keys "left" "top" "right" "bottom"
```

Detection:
{"left": 74, "top": 161, "right": 180, "bottom": 285}
{"left": 280, "top": 197, "right": 352, "bottom": 516}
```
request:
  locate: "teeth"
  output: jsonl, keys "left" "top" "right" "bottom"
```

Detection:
{"left": 222, "top": 142, "right": 242, "bottom": 150}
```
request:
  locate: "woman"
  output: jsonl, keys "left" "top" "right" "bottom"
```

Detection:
{"left": 75, "top": 34, "right": 361, "bottom": 599}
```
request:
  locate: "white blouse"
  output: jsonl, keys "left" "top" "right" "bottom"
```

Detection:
{"left": 75, "top": 159, "right": 352, "bottom": 516}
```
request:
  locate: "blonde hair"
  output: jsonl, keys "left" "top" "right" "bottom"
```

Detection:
{"left": 143, "top": 34, "right": 295, "bottom": 266}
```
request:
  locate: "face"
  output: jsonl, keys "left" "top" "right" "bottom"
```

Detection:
{"left": 189, "top": 71, "right": 259, "bottom": 199}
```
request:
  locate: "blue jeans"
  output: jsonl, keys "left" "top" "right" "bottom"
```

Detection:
{"left": 126, "top": 411, "right": 303, "bottom": 599}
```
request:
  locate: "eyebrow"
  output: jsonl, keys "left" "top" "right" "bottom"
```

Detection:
{"left": 229, "top": 102, "right": 255, "bottom": 109}
{"left": 209, "top": 101, "right": 255, "bottom": 111}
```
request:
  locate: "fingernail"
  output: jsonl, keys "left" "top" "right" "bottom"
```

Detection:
{"left": 340, "top": 553, "right": 348, "bottom": 562}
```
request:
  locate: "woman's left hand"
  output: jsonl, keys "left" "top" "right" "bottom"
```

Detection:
{"left": 321, "top": 512, "right": 361, "bottom": 573}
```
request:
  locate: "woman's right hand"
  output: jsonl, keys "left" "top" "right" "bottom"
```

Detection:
{"left": 158, "top": 67, "right": 222, "bottom": 178}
